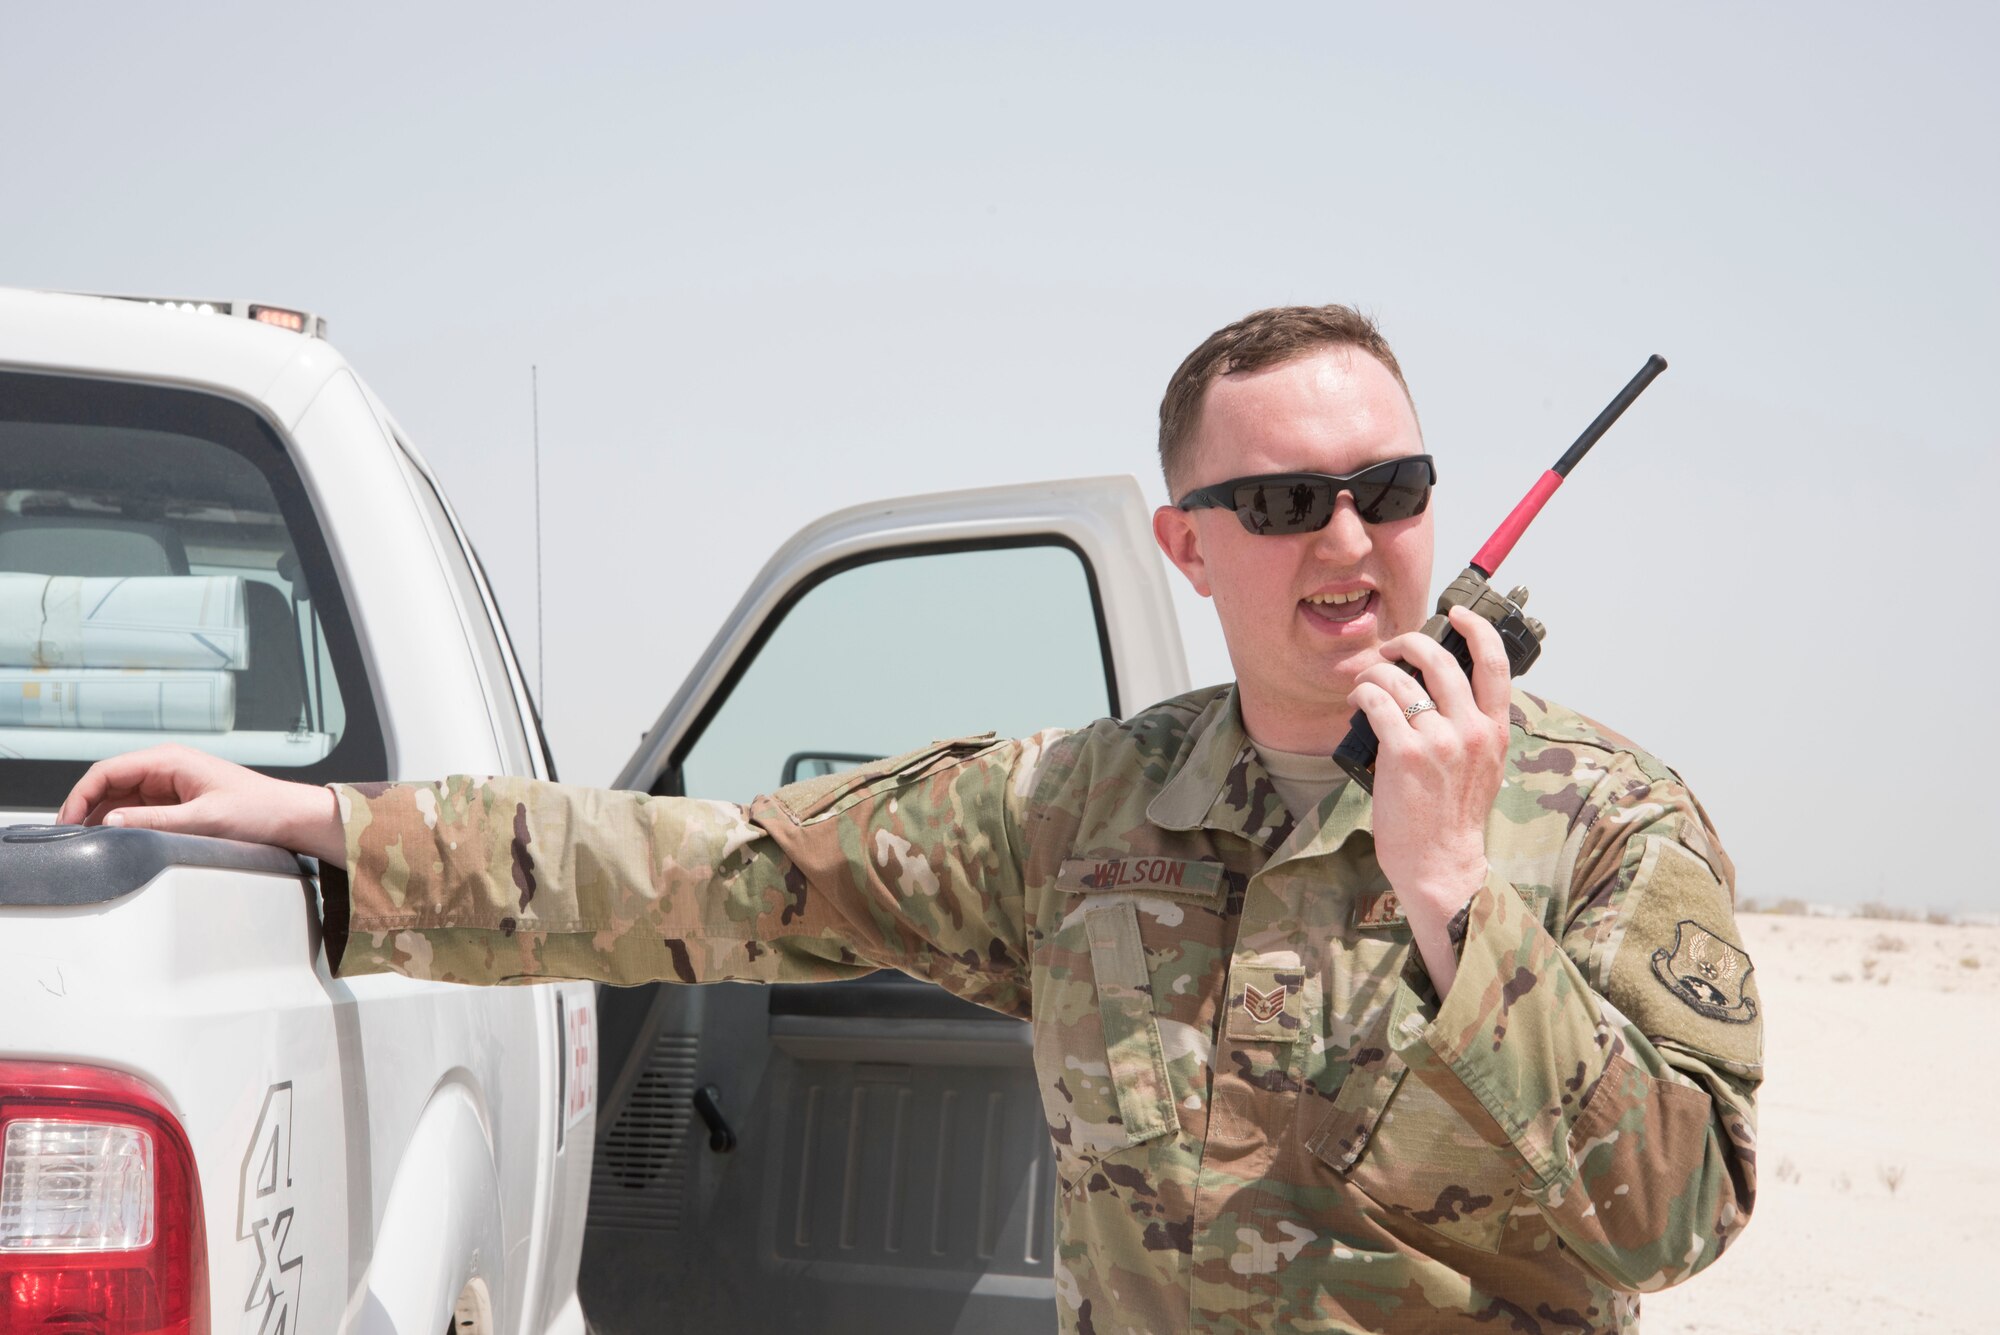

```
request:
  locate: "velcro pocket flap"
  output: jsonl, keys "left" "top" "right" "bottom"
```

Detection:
{"left": 1058, "top": 855, "right": 1224, "bottom": 902}
{"left": 1084, "top": 900, "right": 1151, "bottom": 994}
{"left": 1083, "top": 901, "right": 1179, "bottom": 1144}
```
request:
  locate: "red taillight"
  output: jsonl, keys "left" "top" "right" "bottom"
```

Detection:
{"left": 0, "top": 1063, "right": 206, "bottom": 1335}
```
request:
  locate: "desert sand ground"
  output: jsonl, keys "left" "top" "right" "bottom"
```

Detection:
{"left": 1642, "top": 912, "right": 1998, "bottom": 1333}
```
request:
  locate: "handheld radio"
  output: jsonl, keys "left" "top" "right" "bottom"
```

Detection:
{"left": 1331, "top": 355, "right": 1669, "bottom": 792}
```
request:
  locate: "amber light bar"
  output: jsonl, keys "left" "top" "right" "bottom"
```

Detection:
{"left": 247, "top": 304, "right": 306, "bottom": 333}
{"left": 66, "top": 291, "right": 329, "bottom": 338}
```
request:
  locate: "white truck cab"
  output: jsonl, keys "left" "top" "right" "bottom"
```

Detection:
{"left": 0, "top": 288, "right": 1192, "bottom": 1334}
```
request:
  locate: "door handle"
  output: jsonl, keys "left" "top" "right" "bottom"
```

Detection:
{"left": 692, "top": 1084, "right": 736, "bottom": 1153}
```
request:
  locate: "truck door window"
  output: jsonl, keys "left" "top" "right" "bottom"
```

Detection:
{"left": 671, "top": 540, "right": 1113, "bottom": 805}
{"left": 0, "top": 371, "right": 386, "bottom": 809}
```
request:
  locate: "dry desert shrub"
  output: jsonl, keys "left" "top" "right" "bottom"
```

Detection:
{"left": 1927, "top": 910, "right": 1958, "bottom": 926}
{"left": 1962, "top": 956, "right": 1983, "bottom": 970}
{"left": 1770, "top": 897, "right": 1810, "bottom": 917}
{"left": 1879, "top": 1164, "right": 1906, "bottom": 1195}
{"left": 1775, "top": 1158, "right": 1801, "bottom": 1185}
{"left": 1870, "top": 933, "right": 1909, "bottom": 953}
{"left": 1859, "top": 901, "right": 1917, "bottom": 922}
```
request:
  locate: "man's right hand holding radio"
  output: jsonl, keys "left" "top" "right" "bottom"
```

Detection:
{"left": 1347, "top": 603, "right": 1513, "bottom": 997}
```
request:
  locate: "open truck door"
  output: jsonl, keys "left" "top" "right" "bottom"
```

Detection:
{"left": 579, "top": 476, "right": 1188, "bottom": 1333}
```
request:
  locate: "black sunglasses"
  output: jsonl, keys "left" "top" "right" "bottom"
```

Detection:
{"left": 1175, "top": 455, "right": 1436, "bottom": 534}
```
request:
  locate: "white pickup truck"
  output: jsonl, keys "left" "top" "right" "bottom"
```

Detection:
{"left": 0, "top": 289, "right": 595, "bottom": 1335}
{"left": 0, "top": 289, "right": 1191, "bottom": 1334}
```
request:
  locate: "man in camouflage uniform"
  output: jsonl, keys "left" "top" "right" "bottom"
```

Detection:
{"left": 64, "top": 305, "right": 1758, "bottom": 1333}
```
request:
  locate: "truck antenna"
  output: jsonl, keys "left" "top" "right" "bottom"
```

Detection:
{"left": 532, "top": 364, "right": 545, "bottom": 708}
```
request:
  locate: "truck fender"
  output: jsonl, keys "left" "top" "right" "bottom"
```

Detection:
{"left": 349, "top": 1079, "right": 505, "bottom": 1334}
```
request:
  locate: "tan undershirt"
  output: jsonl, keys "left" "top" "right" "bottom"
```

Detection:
{"left": 1252, "top": 742, "right": 1350, "bottom": 824}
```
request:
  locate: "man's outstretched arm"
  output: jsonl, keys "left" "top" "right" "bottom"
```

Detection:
{"left": 58, "top": 737, "right": 1051, "bottom": 1015}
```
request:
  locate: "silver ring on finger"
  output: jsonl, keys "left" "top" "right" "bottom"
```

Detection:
{"left": 1403, "top": 698, "right": 1438, "bottom": 721}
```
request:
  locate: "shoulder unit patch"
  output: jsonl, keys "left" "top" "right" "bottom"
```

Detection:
{"left": 1603, "top": 835, "right": 1763, "bottom": 1071}
{"left": 1651, "top": 920, "right": 1757, "bottom": 1024}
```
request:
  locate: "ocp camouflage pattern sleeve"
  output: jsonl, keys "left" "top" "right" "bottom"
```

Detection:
{"left": 1382, "top": 743, "right": 1759, "bottom": 1293}
{"left": 319, "top": 732, "right": 1063, "bottom": 1016}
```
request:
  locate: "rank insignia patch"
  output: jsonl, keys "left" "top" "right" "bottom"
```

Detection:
{"left": 1226, "top": 963, "right": 1304, "bottom": 1041}
{"left": 1652, "top": 920, "right": 1757, "bottom": 1024}
{"left": 1242, "top": 983, "right": 1286, "bottom": 1023}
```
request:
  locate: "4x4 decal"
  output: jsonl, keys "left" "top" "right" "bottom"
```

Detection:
{"left": 238, "top": 1083, "right": 304, "bottom": 1335}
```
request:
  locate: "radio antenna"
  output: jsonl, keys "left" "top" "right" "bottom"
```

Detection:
{"left": 532, "top": 364, "right": 545, "bottom": 707}
{"left": 1468, "top": 355, "right": 1666, "bottom": 578}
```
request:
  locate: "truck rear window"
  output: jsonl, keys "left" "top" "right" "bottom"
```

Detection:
{"left": 0, "top": 371, "right": 386, "bottom": 809}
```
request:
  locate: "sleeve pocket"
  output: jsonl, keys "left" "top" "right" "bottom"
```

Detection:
{"left": 1310, "top": 1015, "right": 1521, "bottom": 1255}
{"left": 1306, "top": 1042, "right": 1409, "bottom": 1173}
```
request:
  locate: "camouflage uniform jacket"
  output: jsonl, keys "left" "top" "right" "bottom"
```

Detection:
{"left": 323, "top": 684, "right": 1760, "bottom": 1333}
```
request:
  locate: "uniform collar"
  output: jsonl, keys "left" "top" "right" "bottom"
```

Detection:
{"left": 1146, "top": 685, "right": 1375, "bottom": 857}
{"left": 1272, "top": 767, "right": 1373, "bottom": 867}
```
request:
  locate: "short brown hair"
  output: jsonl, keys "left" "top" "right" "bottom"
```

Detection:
{"left": 1157, "top": 304, "right": 1415, "bottom": 495}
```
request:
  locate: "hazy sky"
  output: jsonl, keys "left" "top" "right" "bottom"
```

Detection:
{"left": 6, "top": 4, "right": 1994, "bottom": 911}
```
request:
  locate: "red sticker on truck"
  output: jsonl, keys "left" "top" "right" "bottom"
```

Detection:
{"left": 564, "top": 998, "right": 595, "bottom": 1132}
